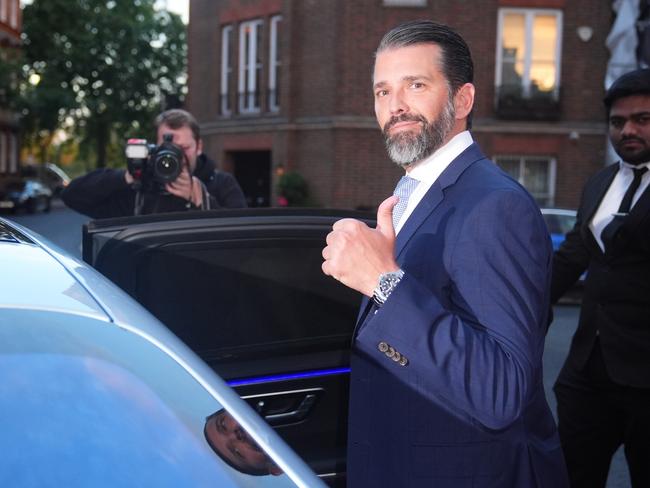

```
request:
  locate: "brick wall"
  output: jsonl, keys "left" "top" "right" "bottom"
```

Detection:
{"left": 189, "top": 0, "right": 613, "bottom": 210}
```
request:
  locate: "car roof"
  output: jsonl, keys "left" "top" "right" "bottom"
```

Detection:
{"left": 0, "top": 221, "right": 108, "bottom": 319}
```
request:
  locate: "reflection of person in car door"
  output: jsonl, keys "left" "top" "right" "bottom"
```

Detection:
{"left": 204, "top": 409, "right": 283, "bottom": 476}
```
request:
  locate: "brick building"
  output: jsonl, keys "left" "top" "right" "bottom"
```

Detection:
{"left": 0, "top": 0, "right": 21, "bottom": 178}
{"left": 188, "top": 0, "right": 613, "bottom": 209}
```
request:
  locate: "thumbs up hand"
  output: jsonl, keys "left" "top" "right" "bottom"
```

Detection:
{"left": 321, "top": 195, "right": 401, "bottom": 297}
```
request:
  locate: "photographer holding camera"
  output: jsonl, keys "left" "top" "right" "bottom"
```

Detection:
{"left": 61, "top": 109, "right": 246, "bottom": 218}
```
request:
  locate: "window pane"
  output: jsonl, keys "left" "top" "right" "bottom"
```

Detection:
{"left": 269, "top": 16, "right": 282, "bottom": 111}
{"left": 501, "top": 13, "right": 526, "bottom": 89}
{"left": 530, "top": 15, "right": 558, "bottom": 93}
{"left": 496, "top": 157, "right": 521, "bottom": 180}
{"left": 220, "top": 26, "right": 232, "bottom": 115}
{"left": 523, "top": 158, "right": 550, "bottom": 195}
{"left": 255, "top": 23, "right": 262, "bottom": 108}
{"left": 135, "top": 239, "right": 360, "bottom": 355}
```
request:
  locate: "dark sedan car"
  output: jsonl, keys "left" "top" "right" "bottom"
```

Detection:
{"left": 0, "top": 217, "right": 326, "bottom": 487}
{"left": 81, "top": 208, "right": 374, "bottom": 487}
{"left": 0, "top": 178, "right": 52, "bottom": 213}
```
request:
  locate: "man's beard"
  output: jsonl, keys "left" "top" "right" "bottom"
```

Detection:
{"left": 383, "top": 100, "right": 456, "bottom": 168}
{"left": 614, "top": 136, "right": 650, "bottom": 165}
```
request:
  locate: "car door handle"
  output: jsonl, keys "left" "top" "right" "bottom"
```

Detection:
{"left": 263, "top": 393, "right": 317, "bottom": 423}
{"left": 247, "top": 390, "right": 321, "bottom": 427}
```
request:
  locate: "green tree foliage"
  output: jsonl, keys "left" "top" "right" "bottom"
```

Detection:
{"left": 277, "top": 171, "right": 313, "bottom": 206}
{"left": 21, "top": 0, "right": 186, "bottom": 167}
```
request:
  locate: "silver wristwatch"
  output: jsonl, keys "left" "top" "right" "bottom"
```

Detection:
{"left": 372, "top": 269, "right": 405, "bottom": 306}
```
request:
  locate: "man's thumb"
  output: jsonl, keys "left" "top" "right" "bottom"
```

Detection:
{"left": 376, "top": 195, "right": 399, "bottom": 237}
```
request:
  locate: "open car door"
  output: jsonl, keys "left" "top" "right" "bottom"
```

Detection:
{"left": 83, "top": 208, "right": 375, "bottom": 487}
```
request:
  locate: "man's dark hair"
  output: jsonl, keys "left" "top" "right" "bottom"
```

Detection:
{"left": 376, "top": 20, "right": 474, "bottom": 128}
{"left": 603, "top": 68, "right": 650, "bottom": 114}
{"left": 154, "top": 108, "right": 201, "bottom": 141}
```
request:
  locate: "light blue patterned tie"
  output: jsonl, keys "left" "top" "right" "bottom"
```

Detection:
{"left": 392, "top": 175, "right": 419, "bottom": 229}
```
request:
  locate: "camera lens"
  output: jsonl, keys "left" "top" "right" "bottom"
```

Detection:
{"left": 153, "top": 151, "right": 182, "bottom": 183}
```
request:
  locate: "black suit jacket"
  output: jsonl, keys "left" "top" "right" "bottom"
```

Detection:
{"left": 551, "top": 163, "right": 650, "bottom": 388}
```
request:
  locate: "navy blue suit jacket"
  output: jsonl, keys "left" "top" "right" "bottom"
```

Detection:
{"left": 347, "top": 143, "right": 569, "bottom": 487}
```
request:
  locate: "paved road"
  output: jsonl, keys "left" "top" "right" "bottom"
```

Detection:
{"left": 5, "top": 199, "right": 88, "bottom": 258}
{"left": 7, "top": 203, "right": 632, "bottom": 487}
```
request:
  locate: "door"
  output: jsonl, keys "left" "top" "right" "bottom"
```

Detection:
{"left": 82, "top": 208, "right": 375, "bottom": 487}
{"left": 230, "top": 151, "right": 271, "bottom": 207}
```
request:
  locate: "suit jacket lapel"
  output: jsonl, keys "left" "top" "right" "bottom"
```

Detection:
{"left": 582, "top": 164, "right": 618, "bottom": 224}
{"left": 353, "top": 143, "right": 485, "bottom": 335}
{"left": 395, "top": 143, "right": 485, "bottom": 259}
{"left": 581, "top": 164, "right": 618, "bottom": 255}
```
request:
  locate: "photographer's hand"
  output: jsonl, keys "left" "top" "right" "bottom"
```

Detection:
{"left": 166, "top": 166, "right": 204, "bottom": 207}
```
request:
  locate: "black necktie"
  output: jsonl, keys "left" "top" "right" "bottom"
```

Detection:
{"left": 601, "top": 167, "right": 648, "bottom": 252}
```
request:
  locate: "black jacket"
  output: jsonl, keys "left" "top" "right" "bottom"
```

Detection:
{"left": 551, "top": 163, "right": 650, "bottom": 388}
{"left": 62, "top": 154, "right": 247, "bottom": 219}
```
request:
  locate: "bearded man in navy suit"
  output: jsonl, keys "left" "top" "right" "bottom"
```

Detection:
{"left": 322, "top": 20, "right": 568, "bottom": 487}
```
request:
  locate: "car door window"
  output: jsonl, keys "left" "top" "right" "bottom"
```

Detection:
{"left": 131, "top": 238, "right": 360, "bottom": 359}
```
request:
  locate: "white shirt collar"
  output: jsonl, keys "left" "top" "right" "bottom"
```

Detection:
{"left": 407, "top": 131, "right": 474, "bottom": 183}
{"left": 394, "top": 131, "right": 473, "bottom": 234}
{"left": 620, "top": 160, "right": 650, "bottom": 171}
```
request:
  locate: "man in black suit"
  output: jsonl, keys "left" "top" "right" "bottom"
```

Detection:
{"left": 551, "top": 68, "right": 650, "bottom": 488}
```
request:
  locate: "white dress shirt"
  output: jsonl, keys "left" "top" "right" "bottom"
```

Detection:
{"left": 590, "top": 160, "right": 650, "bottom": 251}
{"left": 395, "top": 131, "right": 474, "bottom": 234}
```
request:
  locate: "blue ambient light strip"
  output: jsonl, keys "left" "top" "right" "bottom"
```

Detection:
{"left": 227, "top": 367, "right": 351, "bottom": 387}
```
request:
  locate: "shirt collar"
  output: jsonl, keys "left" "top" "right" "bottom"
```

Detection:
{"left": 620, "top": 160, "right": 650, "bottom": 171}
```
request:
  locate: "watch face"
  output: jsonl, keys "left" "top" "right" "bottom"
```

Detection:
{"left": 380, "top": 271, "right": 403, "bottom": 294}
{"left": 380, "top": 275, "right": 395, "bottom": 294}
{"left": 374, "top": 270, "right": 404, "bottom": 306}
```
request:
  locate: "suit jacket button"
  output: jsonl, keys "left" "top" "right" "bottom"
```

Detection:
{"left": 391, "top": 351, "right": 401, "bottom": 362}
{"left": 387, "top": 346, "right": 395, "bottom": 358}
{"left": 399, "top": 356, "right": 409, "bottom": 366}
{"left": 378, "top": 342, "right": 389, "bottom": 353}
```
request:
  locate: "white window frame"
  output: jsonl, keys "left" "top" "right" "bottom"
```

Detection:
{"left": 383, "top": 0, "right": 427, "bottom": 6}
{"left": 9, "top": 0, "right": 18, "bottom": 29}
{"left": 238, "top": 19, "right": 263, "bottom": 114}
{"left": 268, "top": 15, "right": 282, "bottom": 112}
{"left": 494, "top": 154, "right": 557, "bottom": 206}
{"left": 220, "top": 25, "right": 233, "bottom": 116}
{"left": 0, "top": 0, "right": 7, "bottom": 24}
{"left": 495, "top": 8, "right": 563, "bottom": 99}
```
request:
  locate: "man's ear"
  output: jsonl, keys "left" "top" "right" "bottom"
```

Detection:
{"left": 454, "top": 82, "right": 475, "bottom": 121}
{"left": 197, "top": 138, "right": 203, "bottom": 156}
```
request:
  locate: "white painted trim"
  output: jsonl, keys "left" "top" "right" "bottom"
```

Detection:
{"left": 268, "top": 15, "right": 282, "bottom": 112}
{"left": 238, "top": 19, "right": 263, "bottom": 114}
{"left": 220, "top": 25, "right": 232, "bottom": 116}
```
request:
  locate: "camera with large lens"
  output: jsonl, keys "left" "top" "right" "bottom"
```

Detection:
{"left": 125, "top": 133, "right": 184, "bottom": 193}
